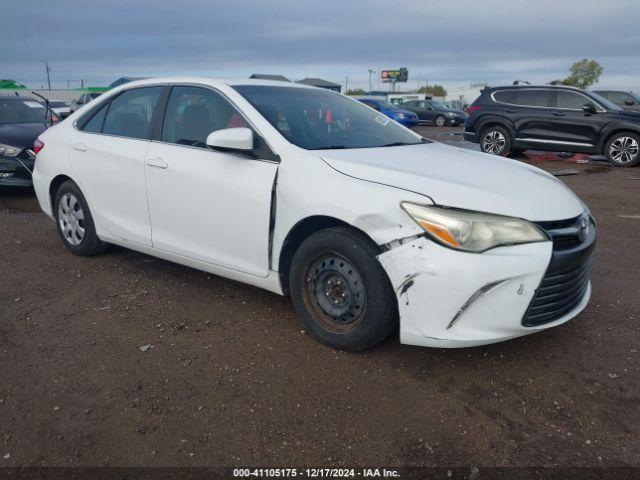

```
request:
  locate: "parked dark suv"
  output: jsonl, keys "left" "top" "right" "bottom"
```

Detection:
{"left": 464, "top": 85, "right": 640, "bottom": 167}
{"left": 593, "top": 90, "right": 640, "bottom": 112}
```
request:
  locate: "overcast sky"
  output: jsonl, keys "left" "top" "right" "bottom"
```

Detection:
{"left": 3, "top": 0, "right": 639, "bottom": 92}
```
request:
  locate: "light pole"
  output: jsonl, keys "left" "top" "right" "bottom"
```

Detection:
{"left": 368, "top": 69, "right": 375, "bottom": 95}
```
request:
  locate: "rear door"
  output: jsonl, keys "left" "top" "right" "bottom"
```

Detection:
{"left": 69, "top": 86, "right": 164, "bottom": 245}
{"left": 144, "top": 85, "right": 278, "bottom": 277}
{"left": 509, "top": 89, "right": 556, "bottom": 144}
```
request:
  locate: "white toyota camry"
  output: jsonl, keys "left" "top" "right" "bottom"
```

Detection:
{"left": 32, "top": 78, "right": 595, "bottom": 350}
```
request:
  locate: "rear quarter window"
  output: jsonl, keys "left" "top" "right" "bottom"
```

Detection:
{"left": 82, "top": 103, "right": 108, "bottom": 133}
{"left": 492, "top": 90, "right": 517, "bottom": 104}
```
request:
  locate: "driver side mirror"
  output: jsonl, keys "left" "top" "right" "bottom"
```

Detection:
{"left": 625, "top": 99, "right": 635, "bottom": 106}
{"left": 582, "top": 103, "right": 597, "bottom": 114}
{"left": 206, "top": 127, "right": 254, "bottom": 151}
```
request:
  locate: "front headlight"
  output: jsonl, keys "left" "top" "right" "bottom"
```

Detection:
{"left": 401, "top": 203, "right": 548, "bottom": 253}
{"left": 447, "top": 112, "right": 456, "bottom": 117}
{"left": 0, "top": 143, "right": 22, "bottom": 157}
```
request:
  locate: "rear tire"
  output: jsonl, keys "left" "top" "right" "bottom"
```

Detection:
{"left": 435, "top": 115, "right": 446, "bottom": 127}
{"left": 54, "top": 180, "right": 108, "bottom": 256}
{"left": 289, "top": 227, "right": 397, "bottom": 351}
{"left": 480, "top": 126, "right": 512, "bottom": 156}
{"left": 605, "top": 131, "right": 640, "bottom": 167}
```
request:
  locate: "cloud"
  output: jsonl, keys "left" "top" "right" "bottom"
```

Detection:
{"left": 3, "top": 0, "right": 639, "bottom": 90}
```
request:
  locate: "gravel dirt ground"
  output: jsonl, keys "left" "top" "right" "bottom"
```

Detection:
{"left": 0, "top": 126, "right": 639, "bottom": 468}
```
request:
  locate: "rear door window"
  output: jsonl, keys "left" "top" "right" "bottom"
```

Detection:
{"left": 102, "top": 87, "right": 163, "bottom": 140}
{"left": 515, "top": 90, "right": 552, "bottom": 107}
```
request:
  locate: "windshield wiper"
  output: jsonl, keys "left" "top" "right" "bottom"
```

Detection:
{"left": 379, "top": 141, "right": 422, "bottom": 147}
{"left": 311, "top": 145, "right": 348, "bottom": 150}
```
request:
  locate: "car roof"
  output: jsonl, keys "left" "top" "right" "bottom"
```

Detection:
{"left": 114, "top": 77, "right": 319, "bottom": 91}
{"left": 592, "top": 89, "right": 630, "bottom": 93}
{"left": 486, "top": 84, "right": 587, "bottom": 93}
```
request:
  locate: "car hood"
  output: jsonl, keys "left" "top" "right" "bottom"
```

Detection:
{"left": 316, "top": 142, "right": 584, "bottom": 221}
{"left": 0, "top": 123, "right": 47, "bottom": 149}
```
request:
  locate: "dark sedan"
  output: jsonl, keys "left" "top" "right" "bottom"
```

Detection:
{"left": 0, "top": 96, "right": 55, "bottom": 187}
{"left": 401, "top": 99, "right": 467, "bottom": 127}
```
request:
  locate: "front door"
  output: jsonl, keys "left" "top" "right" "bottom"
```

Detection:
{"left": 547, "top": 90, "right": 605, "bottom": 149}
{"left": 144, "top": 85, "right": 278, "bottom": 277}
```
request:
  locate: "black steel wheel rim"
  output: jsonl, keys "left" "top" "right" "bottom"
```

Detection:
{"left": 303, "top": 252, "right": 367, "bottom": 333}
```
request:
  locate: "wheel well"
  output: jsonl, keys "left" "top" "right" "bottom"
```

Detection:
{"left": 601, "top": 129, "right": 640, "bottom": 151}
{"left": 277, "top": 216, "right": 379, "bottom": 294}
{"left": 478, "top": 121, "right": 509, "bottom": 137}
{"left": 49, "top": 174, "right": 73, "bottom": 209}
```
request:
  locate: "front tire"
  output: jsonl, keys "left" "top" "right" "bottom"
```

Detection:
{"left": 435, "top": 115, "right": 446, "bottom": 127}
{"left": 289, "top": 227, "right": 397, "bottom": 351}
{"left": 605, "top": 131, "right": 640, "bottom": 167}
{"left": 54, "top": 180, "right": 108, "bottom": 256}
{"left": 480, "top": 126, "right": 512, "bottom": 156}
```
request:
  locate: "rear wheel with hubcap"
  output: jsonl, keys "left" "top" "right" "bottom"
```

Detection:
{"left": 289, "top": 227, "right": 397, "bottom": 351}
{"left": 605, "top": 132, "right": 640, "bottom": 167}
{"left": 54, "top": 180, "right": 108, "bottom": 256}
{"left": 480, "top": 126, "right": 512, "bottom": 156}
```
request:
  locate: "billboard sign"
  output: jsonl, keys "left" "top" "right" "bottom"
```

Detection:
{"left": 381, "top": 68, "right": 409, "bottom": 83}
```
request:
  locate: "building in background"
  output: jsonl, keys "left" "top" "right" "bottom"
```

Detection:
{"left": 249, "top": 74, "right": 291, "bottom": 82}
{"left": 296, "top": 78, "right": 342, "bottom": 92}
{"left": 109, "top": 77, "right": 148, "bottom": 89}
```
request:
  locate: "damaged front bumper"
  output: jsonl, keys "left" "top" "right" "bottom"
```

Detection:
{"left": 377, "top": 236, "right": 590, "bottom": 348}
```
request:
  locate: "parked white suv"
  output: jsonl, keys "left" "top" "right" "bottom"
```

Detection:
{"left": 32, "top": 78, "right": 595, "bottom": 350}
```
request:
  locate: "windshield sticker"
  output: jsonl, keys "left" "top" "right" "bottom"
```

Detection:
{"left": 375, "top": 115, "right": 389, "bottom": 126}
{"left": 23, "top": 101, "right": 44, "bottom": 109}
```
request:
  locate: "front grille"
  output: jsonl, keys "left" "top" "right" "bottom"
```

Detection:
{"left": 523, "top": 214, "right": 595, "bottom": 327}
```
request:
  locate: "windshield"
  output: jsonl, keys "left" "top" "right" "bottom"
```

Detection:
{"left": 376, "top": 100, "right": 398, "bottom": 110}
{"left": 589, "top": 92, "right": 622, "bottom": 111}
{"left": 0, "top": 99, "right": 50, "bottom": 125}
{"left": 234, "top": 86, "right": 424, "bottom": 150}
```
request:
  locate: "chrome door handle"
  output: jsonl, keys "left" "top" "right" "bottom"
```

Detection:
{"left": 146, "top": 157, "right": 168, "bottom": 169}
{"left": 553, "top": 112, "right": 567, "bottom": 117}
{"left": 72, "top": 143, "right": 87, "bottom": 152}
